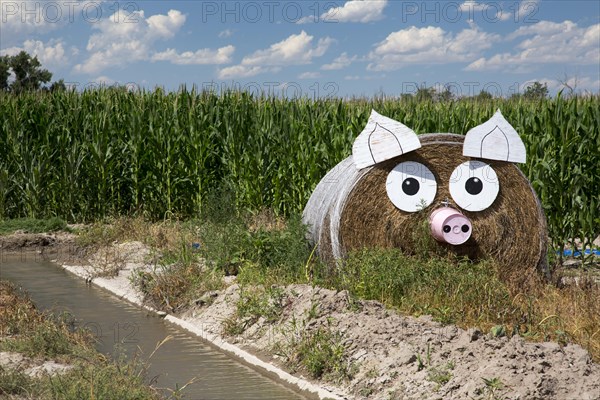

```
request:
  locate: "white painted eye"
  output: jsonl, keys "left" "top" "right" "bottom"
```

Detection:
{"left": 449, "top": 161, "right": 499, "bottom": 212}
{"left": 386, "top": 161, "right": 437, "bottom": 212}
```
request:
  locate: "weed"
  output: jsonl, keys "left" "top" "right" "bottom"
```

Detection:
{"left": 307, "top": 297, "right": 320, "bottom": 320}
{"left": 490, "top": 325, "right": 506, "bottom": 338}
{"left": 427, "top": 361, "right": 455, "bottom": 390}
{"left": 416, "top": 354, "right": 425, "bottom": 372}
{"left": 324, "top": 246, "right": 600, "bottom": 361}
{"left": 482, "top": 377, "right": 504, "bottom": 390}
{"left": 416, "top": 344, "right": 432, "bottom": 372}
{"left": 136, "top": 262, "right": 223, "bottom": 313}
{"left": 223, "top": 285, "right": 286, "bottom": 336}
{"left": 274, "top": 317, "right": 353, "bottom": 382}
{"left": 478, "top": 377, "right": 506, "bottom": 400}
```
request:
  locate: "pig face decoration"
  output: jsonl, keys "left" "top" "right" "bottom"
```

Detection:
{"left": 352, "top": 109, "right": 527, "bottom": 246}
{"left": 303, "top": 109, "right": 547, "bottom": 287}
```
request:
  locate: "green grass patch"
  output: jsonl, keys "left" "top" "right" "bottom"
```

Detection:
{"left": 329, "top": 248, "right": 516, "bottom": 327}
{"left": 0, "top": 217, "right": 68, "bottom": 235}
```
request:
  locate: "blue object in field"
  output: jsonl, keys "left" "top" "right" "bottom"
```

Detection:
{"left": 192, "top": 242, "right": 201, "bottom": 250}
{"left": 556, "top": 248, "right": 600, "bottom": 256}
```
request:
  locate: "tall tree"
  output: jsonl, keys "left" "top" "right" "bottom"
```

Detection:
{"left": 523, "top": 81, "right": 549, "bottom": 100}
{"left": 6, "top": 51, "right": 52, "bottom": 92}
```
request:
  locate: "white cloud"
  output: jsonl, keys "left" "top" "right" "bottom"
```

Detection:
{"left": 344, "top": 74, "right": 385, "bottom": 81}
{"left": 298, "top": 0, "right": 387, "bottom": 24}
{"left": 466, "top": 21, "right": 599, "bottom": 72}
{"left": 242, "top": 31, "right": 334, "bottom": 66}
{"left": 152, "top": 45, "right": 234, "bottom": 65}
{"left": 217, "top": 65, "right": 273, "bottom": 79}
{"left": 507, "top": 20, "right": 576, "bottom": 40}
{"left": 321, "top": 53, "right": 357, "bottom": 70}
{"left": 459, "top": 1, "right": 487, "bottom": 12}
{"left": 0, "top": 0, "right": 114, "bottom": 45}
{"left": 217, "top": 31, "right": 333, "bottom": 78}
{"left": 375, "top": 26, "right": 444, "bottom": 54}
{"left": 146, "top": 10, "right": 186, "bottom": 39}
{"left": 298, "top": 71, "right": 321, "bottom": 79}
{"left": 218, "top": 29, "right": 234, "bottom": 38}
{"left": 568, "top": 76, "right": 600, "bottom": 93}
{"left": 1, "top": 39, "right": 69, "bottom": 67}
{"left": 367, "top": 25, "right": 500, "bottom": 71}
{"left": 74, "top": 8, "right": 233, "bottom": 74}
{"left": 74, "top": 9, "right": 187, "bottom": 74}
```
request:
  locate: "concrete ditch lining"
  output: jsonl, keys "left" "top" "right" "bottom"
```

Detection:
{"left": 57, "top": 262, "right": 345, "bottom": 400}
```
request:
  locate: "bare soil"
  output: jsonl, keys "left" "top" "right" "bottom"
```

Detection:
{"left": 182, "top": 283, "right": 599, "bottom": 400}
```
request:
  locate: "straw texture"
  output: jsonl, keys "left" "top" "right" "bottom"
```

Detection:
{"left": 303, "top": 134, "right": 547, "bottom": 289}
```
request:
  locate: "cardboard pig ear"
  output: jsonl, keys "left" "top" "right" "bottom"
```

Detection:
{"left": 463, "top": 109, "right": 526, "bottom": 164}
{"left": 352, "top": 110, "right": 421, "bottom": 170}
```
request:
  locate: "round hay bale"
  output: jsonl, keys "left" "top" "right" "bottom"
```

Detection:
{"left": 303, "top": 133, "right": 547, "bottom": 290}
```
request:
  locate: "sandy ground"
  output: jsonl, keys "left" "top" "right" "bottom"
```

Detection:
{"left": 3, "top": 235, "right": 599, "bottom": 400}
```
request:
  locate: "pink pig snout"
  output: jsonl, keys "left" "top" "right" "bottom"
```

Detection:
{"left": 429, "top": 207, "right": 472, "bottom": 245}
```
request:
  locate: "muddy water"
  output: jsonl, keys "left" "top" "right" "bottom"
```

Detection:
{"left": 0, "top": 255, "right": 307, "bottom": 400}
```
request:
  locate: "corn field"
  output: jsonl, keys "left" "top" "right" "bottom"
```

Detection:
{"left": 0, "top": 88, "right": 598, "bottom": 251}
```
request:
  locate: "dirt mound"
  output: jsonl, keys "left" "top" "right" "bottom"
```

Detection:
{"left": 0, "top": 232, "right": 76, "bottom": 251}
{"left": 184, "top": 284, "right": 599, "bottom": 400}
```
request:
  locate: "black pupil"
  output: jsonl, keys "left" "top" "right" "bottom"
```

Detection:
{"left": 465, "top": 177, "right": 483, "bottom": 195}
{"left": 402, "top": 178, "right": 420, "bottom": 196}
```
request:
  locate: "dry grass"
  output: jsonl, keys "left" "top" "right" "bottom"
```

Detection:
{"left": 527, "top": 275, "right": 600, "bottom": 359}
{"left": 247, "top": 209, "right": 288, "bottom": 232}
{"left": 77, "top": 216, "right": 190, "bottom": 254}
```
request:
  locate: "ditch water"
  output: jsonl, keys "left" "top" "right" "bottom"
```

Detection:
{"left": 0, "top": 254, "right": 307, "bottom": 400}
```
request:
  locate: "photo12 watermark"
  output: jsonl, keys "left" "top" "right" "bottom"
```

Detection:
{"left": 1, "top": 1, "right": 143, "bottom": 24}
{"left": 200, "top": 80, "right": 340, "bottom": 98}
{"left": 399, "top": 1, "right": 540, "bottom": 24}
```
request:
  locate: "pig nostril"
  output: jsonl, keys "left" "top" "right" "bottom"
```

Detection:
{"left": 443, "top": 225, "right": 451, "bottom": 233}
{"left": 461, "top": 225, "right": 470, "bottom": 233}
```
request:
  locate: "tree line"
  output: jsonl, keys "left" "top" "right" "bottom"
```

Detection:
{"left": 0, "top": 50, "right": 556, "bottom": 99}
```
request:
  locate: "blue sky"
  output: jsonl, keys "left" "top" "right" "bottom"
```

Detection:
{"left": 1, "top": 0, "right": 599, "bottom": 97}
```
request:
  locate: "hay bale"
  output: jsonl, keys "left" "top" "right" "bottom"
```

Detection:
{"left": 303, "top": 133, "right": 547, "bottom": 289}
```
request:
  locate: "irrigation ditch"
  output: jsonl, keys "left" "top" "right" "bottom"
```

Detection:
{"left": 0, "top": 238, "right": 329, "bottom": 399}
